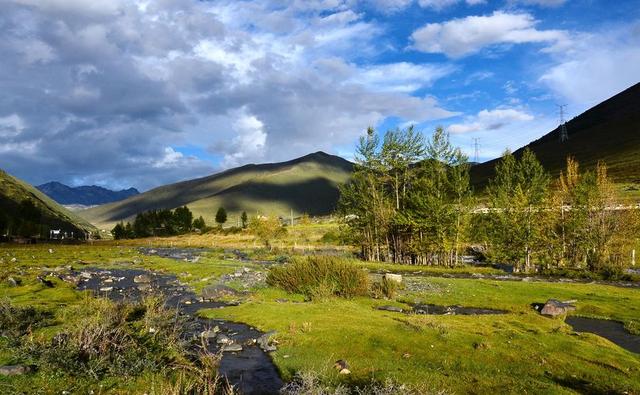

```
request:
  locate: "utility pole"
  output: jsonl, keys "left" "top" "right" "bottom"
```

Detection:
{"left": 473, "top": 138, "right": 480, "bottom": 163}
{"left": 557, "top": 104, "right": 569, "bottom": 142}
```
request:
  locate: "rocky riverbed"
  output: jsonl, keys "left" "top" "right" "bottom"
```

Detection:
{"left": 68, "top": 267, "right": 283, "bottom": 394}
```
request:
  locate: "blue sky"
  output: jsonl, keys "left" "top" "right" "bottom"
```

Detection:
{"left": 0, "top": 0, "right": 638, "bottom": 190}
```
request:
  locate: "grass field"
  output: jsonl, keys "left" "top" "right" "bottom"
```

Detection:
{"left": 1, "top": 242, "right": 639, "bottom": 394}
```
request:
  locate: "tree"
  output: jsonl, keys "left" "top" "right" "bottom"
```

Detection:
{"left": 173, "top": 206, "right": 193, "bottom": 233}
{"left": 215, "top": 207, "right": 227, "bottom": 226}
{"left": 249, "top": 216, "right": 286, "bottom": 249}
{"left": 485, "top": 149, "right": 550, "bottom": 272}
{"left": 111, "top": 222, "right": 127, "bottom": 240}
{"left": 192, "top": 216, "right": 206, "bottom": 231}
{"left": 241, "top": 211, "right": 248, "bottom": 229}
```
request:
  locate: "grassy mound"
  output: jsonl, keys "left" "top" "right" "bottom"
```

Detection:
{"left": 267, "top": 257, "right": 369, "bottom": 300}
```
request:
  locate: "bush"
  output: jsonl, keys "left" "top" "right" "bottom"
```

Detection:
{"left": 0, "top": 299, "right": 53, "bottom": 342}
{"left": 267, "top": 257, "right": 369, "bottom": 300}
{"left": 370, "top": 277, "right": 401, "bottom": 299}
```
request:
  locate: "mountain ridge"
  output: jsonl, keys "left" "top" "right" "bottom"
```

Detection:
{"left": 37, "top": 182, "right": 139, "bottom": 206}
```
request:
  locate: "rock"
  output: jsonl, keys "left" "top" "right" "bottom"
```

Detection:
{"left": 540, "top": 299, "right": 576, "bottom": 317}
{"left": 37, "top": 276, "right": 54, "bottom": 288}
{"left": 201, "top": 326, "right": 220, "bottom": 339}
{"left": 216, "top": 334, "right": 232, "bottom": 344}
{"left": 383, "top": 273, "right": 402, "bottom": 284}
{"left": 99, "top": 287, "right": 113, "bottom": 292}
{"left": 7, "top": 277, "right": 20, "bottom": 287}
{"left": 257, "top": 331, "right": 278, "bottom": 352}
{"left": 334, "top": 360, "right": 349, "bottom": 374}
{"left": 0, "top": 365, "right": 33, "bottom": 376}
{"left": 48, "top": 249, "right": 54, "bottom": 254}
{"left": 133, "top": 274, "right": 152, "bottom": 283}
{"left": 202, "top": 284, "right": 240, "bottom": 300}
{"left": 221, "top": 343, "right": 243, "bottom": 352}
{"left": 376, "top": 305, "right": 403, "bottom": 313}
{"left": 10, "top": 258, "right": 17, "bottom": 263}
{"left": 80, "top": 271, "right": 93, "bottom": 279}
{"left": 137, "top": 284, "right": 151, "bottom": 291}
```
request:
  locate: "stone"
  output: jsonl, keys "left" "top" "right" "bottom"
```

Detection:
{"left": 383, "top": 273, "right": 402, "bottom": 284}
{"left": 0, "top": 365, "right": 33, "bottom": 376}
{"left": 216, "top": 334, "right": 232, "bottom": 344}
{"left": 221, "top": 343, "right": 243, "bottom": 352}
{"left": 257, "top": 331, "right": 277, "bottom": 352}
{"left": 134, "top": 274, "right": 152, "bottom": 283}
{"left": 10, "top": 258, "right": 17, "bottom": 263}
{"left": 540, "top": 299, "right": 576, "bottom": 317}
{"left": 377, "top": 305, "right": 403, "bottom": 313}
{"left": 7, "top": 277, "right": 20, "bottom": 287}
{"left": 202, "top": 284, "right": 240, "bottom": 300}
{"left": 99, "top": 287, "right": 113, "bottom": 292}
{"left": 48, "top": 249, "right": 54, "bottom": 254}
{"left": 37, "top": 276, "right": 54, "bottom": 288}
{"left": 80, "top": 271, "right": 93, "bottom": 279}
{"left": 334, "top": 360, "right": 349, "bottom": 374}
{"left": 201, "top": 327, "right": 220, "bottom": 339}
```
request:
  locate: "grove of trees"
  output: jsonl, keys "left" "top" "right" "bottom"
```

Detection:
{"left": 112, "top": 206, "right": 196, "bottom": 239}
{"left": 340, "top": 126, "right": 639, "bottom": 274}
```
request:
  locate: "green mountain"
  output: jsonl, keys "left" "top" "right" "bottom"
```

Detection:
{"left": 80, "top": 151, "right": 354, "bottom": 229}
{"left": 470, "top": 82, "right": 640, "bottom": 189}
{"left": 0, "top": 169, "right": 97, "bottom": 238}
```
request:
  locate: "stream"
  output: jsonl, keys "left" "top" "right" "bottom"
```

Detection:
{"left": 74, "top": 267, "right": 283, "bottom": 394}
{"left": 565, "top": 316, "right": 640, "bottom": 354}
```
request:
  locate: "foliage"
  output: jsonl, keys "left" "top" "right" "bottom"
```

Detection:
{"left": 249, "top": 215, "right": 287, "bottom": 249}
{"left": 339, "top": 126, "right": 473, "bottom": 265}
{"left": 111, "top": 206, "right": 195, "bottom": 239}
{"left": 192, "top": 216, "right": 207, "bottom": 231}
{"left": 241, "top": 211, "right": 248, "bottom": 229}
{"left": 0, "top": 298, "right": 53, "bottom": 342}
{"left": 370, "top": 276, "right": 401, "bottom": 299}
{"left": 215, "top": 207, "right": 228, "bottom": 226}
{"left": 267, "top": 256, "right": 369, "bottom": 300}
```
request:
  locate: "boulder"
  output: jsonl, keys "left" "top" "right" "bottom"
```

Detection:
{"left": 540, "top": 299, "right": 576, "bottom": 317}
{"left": 0, "top": 365, "right": 33, "bottom": 376}
{"left": 202, "top": 284, "right": 240, "bottom": 300}
{"left": 383, "top": 273, "right": 402, "bottom": 284}
{"left": 216, "top": 334, "right": 232, "bottom": 345}
{"left": 257, "top": 331, "right": 277, "bottom": 352}
{"left": 6, "top": 277, "right": 20, "bottom": 287}
{"left": 221, "top": 343, "right": 243, "bottom": 352}
{"left": 376, "top": 305, "right": 403, "bottom": 313}
{"left": 133, "top": 274, "right": 152, "bottom": 283}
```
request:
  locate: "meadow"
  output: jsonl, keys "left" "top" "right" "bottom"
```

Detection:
{"left": 1, "top": 233, "right": 639, "bottom": 394}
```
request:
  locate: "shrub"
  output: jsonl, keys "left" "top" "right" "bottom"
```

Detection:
{"left": 0, "top": 298, "right": 53, "bottom": 342}
{"left": 267, "top": 257, "right": 369, "bottom": 300}
{"left": 370, "top": 277, "right": 401, "bottom": 299}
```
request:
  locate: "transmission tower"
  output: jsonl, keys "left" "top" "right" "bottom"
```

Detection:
{"left": 473, "top": 138, "right": 480, "bottom": 163}
{"left": 557, "top": 104, "right": 569, "bottom": 142}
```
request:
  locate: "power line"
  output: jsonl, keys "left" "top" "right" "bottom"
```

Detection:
{"left": 556, "top": 104, "right": 568, "bottom": 142}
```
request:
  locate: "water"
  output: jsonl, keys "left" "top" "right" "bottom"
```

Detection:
{"left": 565, "top": 316, "right": 640, "bottom": 354}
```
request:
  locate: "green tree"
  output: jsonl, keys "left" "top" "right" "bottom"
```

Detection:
{"left": 111, "top": 222, "right": 127, "bottom": 240}
{"left": 249, "top": 216, "right": 286, "bottom": 249}
{"left": 173, "top": 206, "right": 193, "bottom": 233}
{"left": 485, "top": 149, "right": 550, "bottom": 272}
{"left": 241, "top": 211, "right": 248, "bottom": 229}
{"left": 215, "top": 207, "right": 227, "bottom": 227}
{"left": 192, "top": 216, "right": 206, "bottom": 231}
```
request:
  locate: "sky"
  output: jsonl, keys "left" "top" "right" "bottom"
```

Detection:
{"left": 0, "top": 0, "right": 639, "bottom": 191}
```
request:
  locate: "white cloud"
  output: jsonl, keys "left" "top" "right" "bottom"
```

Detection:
{"left": 448, "top": 108, "right": 534, "bottom": 134}
{"left": 220, "top": 109, "right": 268, "bottom": 167}
{"left": 410, "top": 11, "right": 568, "bottom": 58}
{"left": 510, "top": 0, "right": 567, "bottom": 7}
{"left": 348, "top": 62, "right": 455, "bottom": 92}
{"left": 418, "top": 0, "right": 485, "bottom": 10}
{"left": 0, "top": 114, "right": 26, "bottom": 137}
{"left": 539, "top": 24, "right": 640, "bottom": 110}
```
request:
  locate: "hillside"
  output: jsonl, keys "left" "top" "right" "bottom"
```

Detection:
{"left": 0, "top": 170, "right": 97, "bottom": 238}
{"left": 37, "top": 182, "right": 139, "bottom": 206}
{"left": 80, "top": 151, "right": 353, "bottom": 229}
{"left": 470, "top": 82, "right": 640, "bottom": 190}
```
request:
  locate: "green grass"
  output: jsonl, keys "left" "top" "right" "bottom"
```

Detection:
{"left": 202, "top": 276, "right": 640, "bottom": 393}
{"left": 0, "top": 169, "right": 96, "bottom": 234}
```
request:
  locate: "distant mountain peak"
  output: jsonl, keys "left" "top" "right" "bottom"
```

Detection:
{"left": 37, "top": 182, "right": 140, "bottom": 206}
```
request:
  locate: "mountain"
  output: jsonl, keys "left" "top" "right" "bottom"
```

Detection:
{"left": 37, "top": 182, "right": 139, "bottom": 206}
{"left": 0, "top": 170, "right": 97, "bottom": 238}
{"left": 79, "top": 151, "right": 354, "bottom": 229}
{"left": 471, "top": 82, "right": 640, "bottom": 188}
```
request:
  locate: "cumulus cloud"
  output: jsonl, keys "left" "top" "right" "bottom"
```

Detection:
{"left": 0, "top": 0, "right": 456, "bottom": 190}
{"left": 410, "top": 11, "right": 568, "bottom": 58}
{"left": 539, "top": 23, "right": 640, "bottom": 109}
{"left": 448, "top": 108, "right": 534, "bottom": 134}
